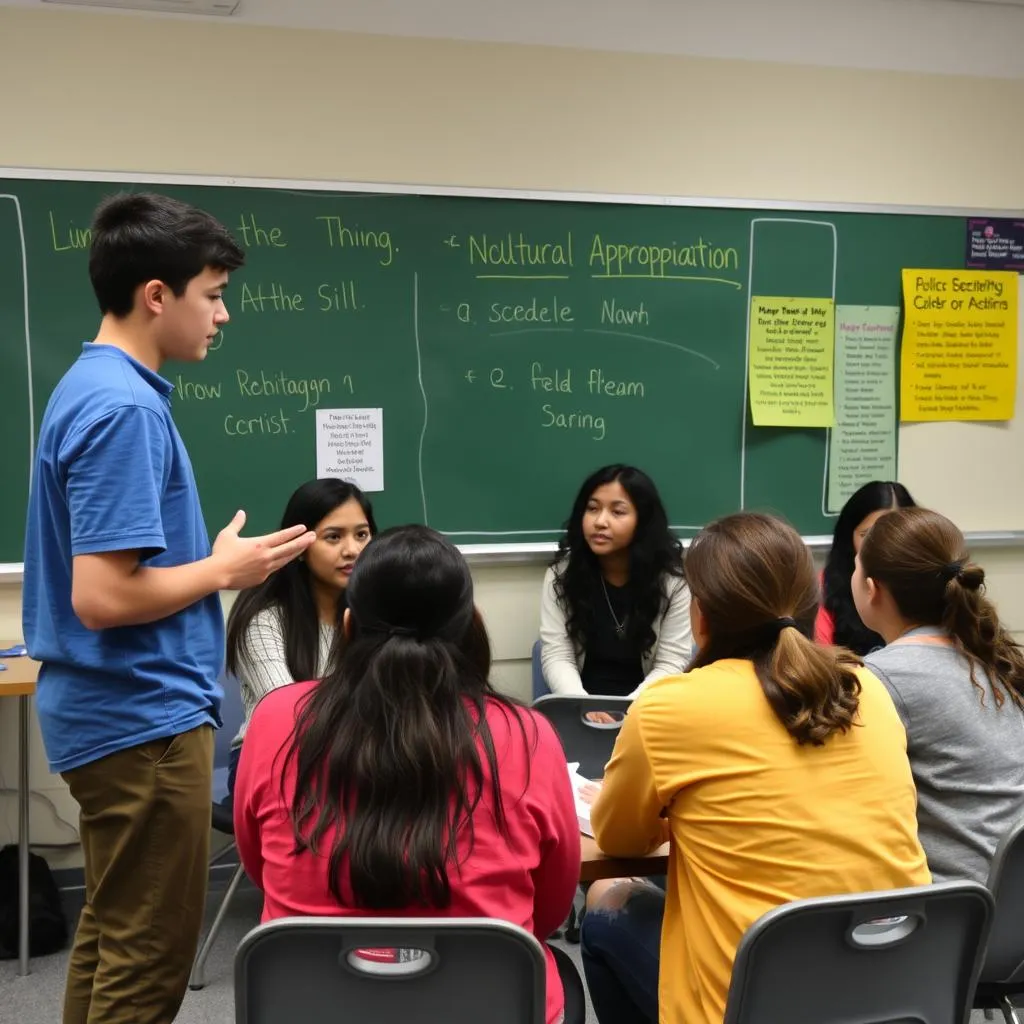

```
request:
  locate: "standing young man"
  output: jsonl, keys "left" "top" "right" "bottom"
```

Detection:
{"left": 22, "top": 192, "right": 315, "bottom": 1024}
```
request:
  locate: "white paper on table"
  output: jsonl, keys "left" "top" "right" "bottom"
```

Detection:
{"left": 315, "top": 408, "right": 384, "bottom": 492}
{"left": 568, "top": 762, "right": 599, "bottom": 838}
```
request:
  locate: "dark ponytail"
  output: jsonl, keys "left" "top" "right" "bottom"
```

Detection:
{"left": 860, "top": 507, "right": 1024, "bottom": 710}
{"left": 280, "top": 525, "right": 529, "bottom": 908}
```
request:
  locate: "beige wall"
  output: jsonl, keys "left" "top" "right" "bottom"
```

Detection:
{"left": 1, "top": 6, "right": 1023, "bottom": 857}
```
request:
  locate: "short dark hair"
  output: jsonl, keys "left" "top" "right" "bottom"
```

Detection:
{"left": 88, "top": 192, "right": 245, "bottom": 317}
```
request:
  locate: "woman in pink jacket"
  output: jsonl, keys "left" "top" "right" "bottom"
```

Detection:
{"left": 234, "top": 525, "right": 583, "bottom": 1024}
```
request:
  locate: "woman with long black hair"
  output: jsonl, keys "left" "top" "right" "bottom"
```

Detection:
{"left": 225, "top": 478, "right": 376, "bottom": 793}
{"left": 233, "top": 526, "right": 582, "bottom": 1024}
{"left": 540, "top": 465, "right": 691, "bottom": 701}
{"left": 816, "top": 479, "right": 915, "bottom": 654}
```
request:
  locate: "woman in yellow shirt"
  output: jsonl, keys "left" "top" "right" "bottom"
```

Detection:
{"left": 580, "top": 512, "right": 929, "bottom": 1024}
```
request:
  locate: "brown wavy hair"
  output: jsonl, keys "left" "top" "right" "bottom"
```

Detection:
{"left": 859, "top": 507, "right": 1024, "bottom": 710}
{"left": 686, "top": 512, "right": 862, "bottom": 745}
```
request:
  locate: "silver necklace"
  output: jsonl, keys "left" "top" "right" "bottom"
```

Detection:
{"left": 600, "top": 576, "right": 626, "bottom": 639}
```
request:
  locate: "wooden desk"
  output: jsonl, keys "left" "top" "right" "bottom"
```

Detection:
{"left": 580, "top": 835, "right": 669, "bottom": 882}
{"left": 0, "top": 653, "right": 40, "bottom": 977}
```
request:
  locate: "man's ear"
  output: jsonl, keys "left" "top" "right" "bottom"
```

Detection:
{"left": 140, "top": 279, "right": 167, "bottom": 316}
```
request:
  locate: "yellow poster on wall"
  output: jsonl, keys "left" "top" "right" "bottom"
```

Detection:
{"left": 900, "top": 269, "right": 1018, "bottom": 421}
{"left": 748, "top": 297, "right": 835, "bottom": 427}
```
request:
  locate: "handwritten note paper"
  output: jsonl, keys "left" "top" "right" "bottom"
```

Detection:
{"left": 827, "top": 307, "right": 899, "bottom": 512}
{"left": 316, "top": 408, "right": 384, "bottom": 492}
{"left": 900, "top": 270, "right": 1018, "bottom": 422}
{"left": 749, "top": 297, "right": 835, "bottom": 427}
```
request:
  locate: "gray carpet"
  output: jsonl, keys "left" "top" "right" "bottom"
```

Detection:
{"left": 1, "top": 875, "right": 595, "bottom": 1023}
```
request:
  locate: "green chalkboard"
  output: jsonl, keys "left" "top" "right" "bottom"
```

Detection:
{"left": 0, "top": 175, "right": 967, "bottom": 563}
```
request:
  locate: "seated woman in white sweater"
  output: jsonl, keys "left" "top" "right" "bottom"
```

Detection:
{"left": 540, "top": 465, "right": 691, "bottom": 704}
{"left": 224, "top": 478, "right": 377, "bottom": 794}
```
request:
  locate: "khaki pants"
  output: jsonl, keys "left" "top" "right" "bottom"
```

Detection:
{"left": 61, "top": 725, "right": 214, "bottom": 1024}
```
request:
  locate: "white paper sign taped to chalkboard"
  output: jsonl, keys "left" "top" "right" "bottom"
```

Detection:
{"left": 316, "top": 408, "right": 384, "bottom": 492}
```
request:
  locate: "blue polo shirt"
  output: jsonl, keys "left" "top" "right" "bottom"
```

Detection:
{"left": 23, "top": 344, "right": 223, "bottom": 773}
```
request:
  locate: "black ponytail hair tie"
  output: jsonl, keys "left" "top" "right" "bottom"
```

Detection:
{"left": 386, "top": 625, "right": 418, "bottom": 639}
{"left": 940, "top": 561, "right": 964, "bottom": 583}
{"left": 357, "top": 621, "right": 420, "bottom": 640}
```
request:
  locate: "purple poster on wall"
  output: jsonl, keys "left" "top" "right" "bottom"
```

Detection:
{"left": 966, "top": 217, "right": 1024, "bottom": 270}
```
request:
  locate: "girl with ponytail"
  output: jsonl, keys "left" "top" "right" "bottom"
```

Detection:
{"left": 233, "top": 526, "right": 582, "bottom": 1024}
{"left": 580, "top": 512, "right": 928, "bottom": 1024}
{"left": 855, "top": 506, "right": 1024, "bottom": 883}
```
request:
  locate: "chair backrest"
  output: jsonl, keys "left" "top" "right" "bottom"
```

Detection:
{"left": 214, "top": 670, "right": 245, "bottom": 771}
{"left": 234, "top": 916, "right": 547, "bottom": 1024}
{"left": 981, "top": 817, "right": 1024, "bottom": 986}
{"left": 531, "top": 640, "right": 549, "bottom": 701}
{"left": 531, "top": 694, "right": 633, "bottom": 780}
{"left": 723, "top": 881, "right": 993, "bottom": 1024}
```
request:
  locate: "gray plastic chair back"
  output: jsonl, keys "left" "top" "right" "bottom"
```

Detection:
{"left": 981, "top": 817, "right": 1024, "bottom": 986}
{"left": 723, "top": 881, "right": 993, "bottom": 1024}
{"left": 531, "top": 694, "right": 633, "bottom": 780}
{"left": 234, "top": 916, "right": 547, "bottom": 1024}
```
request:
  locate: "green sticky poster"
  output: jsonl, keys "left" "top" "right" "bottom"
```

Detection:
{"left": 827, "top": 306, "right": 900, "bottom": 513}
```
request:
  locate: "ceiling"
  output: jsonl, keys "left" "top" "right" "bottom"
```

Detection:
{"left": 4, "top": 0, "right": 1024, "bottom": 78}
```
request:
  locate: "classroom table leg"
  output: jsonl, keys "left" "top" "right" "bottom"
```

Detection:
{"left": 17, "top": 693, "right": 30, "bottom": 976}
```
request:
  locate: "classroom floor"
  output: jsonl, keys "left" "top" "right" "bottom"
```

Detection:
{"left": 2, "top": 871, "right": 597, "bottom": 1023}
{"left": 3, "top": 877, "right": 1006, "bottom": 1024}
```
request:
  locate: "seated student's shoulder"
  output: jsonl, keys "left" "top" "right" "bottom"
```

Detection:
{"left": 483, "top": 696, "right": 548, "bottom": 749}
{"left": 249, "top": 679, "right": 319, "bottom": 736}
{"left": 852, "top": 660, "right": 905, "bottom": 715}
{"left": 628, "top": 661, "right": 750, "bottom": 728}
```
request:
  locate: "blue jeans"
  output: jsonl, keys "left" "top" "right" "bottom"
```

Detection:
{"left": 580, "top": 880, "right": 664, "bottom": 1024}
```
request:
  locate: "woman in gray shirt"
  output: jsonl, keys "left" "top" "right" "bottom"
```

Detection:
{"left": 852, "top": 506, "right": 1024, "bottom": 883}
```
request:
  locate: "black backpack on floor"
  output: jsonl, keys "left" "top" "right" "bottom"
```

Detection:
{"left": 0, "top": 844, "right": 68, "bottom": 958}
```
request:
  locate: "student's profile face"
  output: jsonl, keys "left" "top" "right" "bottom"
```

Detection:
{"left": 582, "top": 481, "right": 638, "bottom": 558}
{"left": 852, "top": 508, "right": 891, "bottom": 556}
{"left": 159, "top": 266, "right": 230, "bottom": 362}
{"left": 306, "top": 498, "right": 373, "bottom": 594}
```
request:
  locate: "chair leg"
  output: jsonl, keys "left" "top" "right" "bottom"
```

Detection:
{"left": 1000, "top": 995, "right": 1022, "bottom": 1024}
{"left": 209, "top": 839, "right": 239, "bottom": 868}
{"left": 564, "top": 885, "right": 587, "bottom": 944}
{"left": 188, "top": 862, "right": 246, "bottom": 990}
{"left": 565, "top": 905, "right": 580, "bottom": 944}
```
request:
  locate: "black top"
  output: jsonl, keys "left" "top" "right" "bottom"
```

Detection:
{"left": 580, "top": 577, "right": 644, "bottom": 697}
